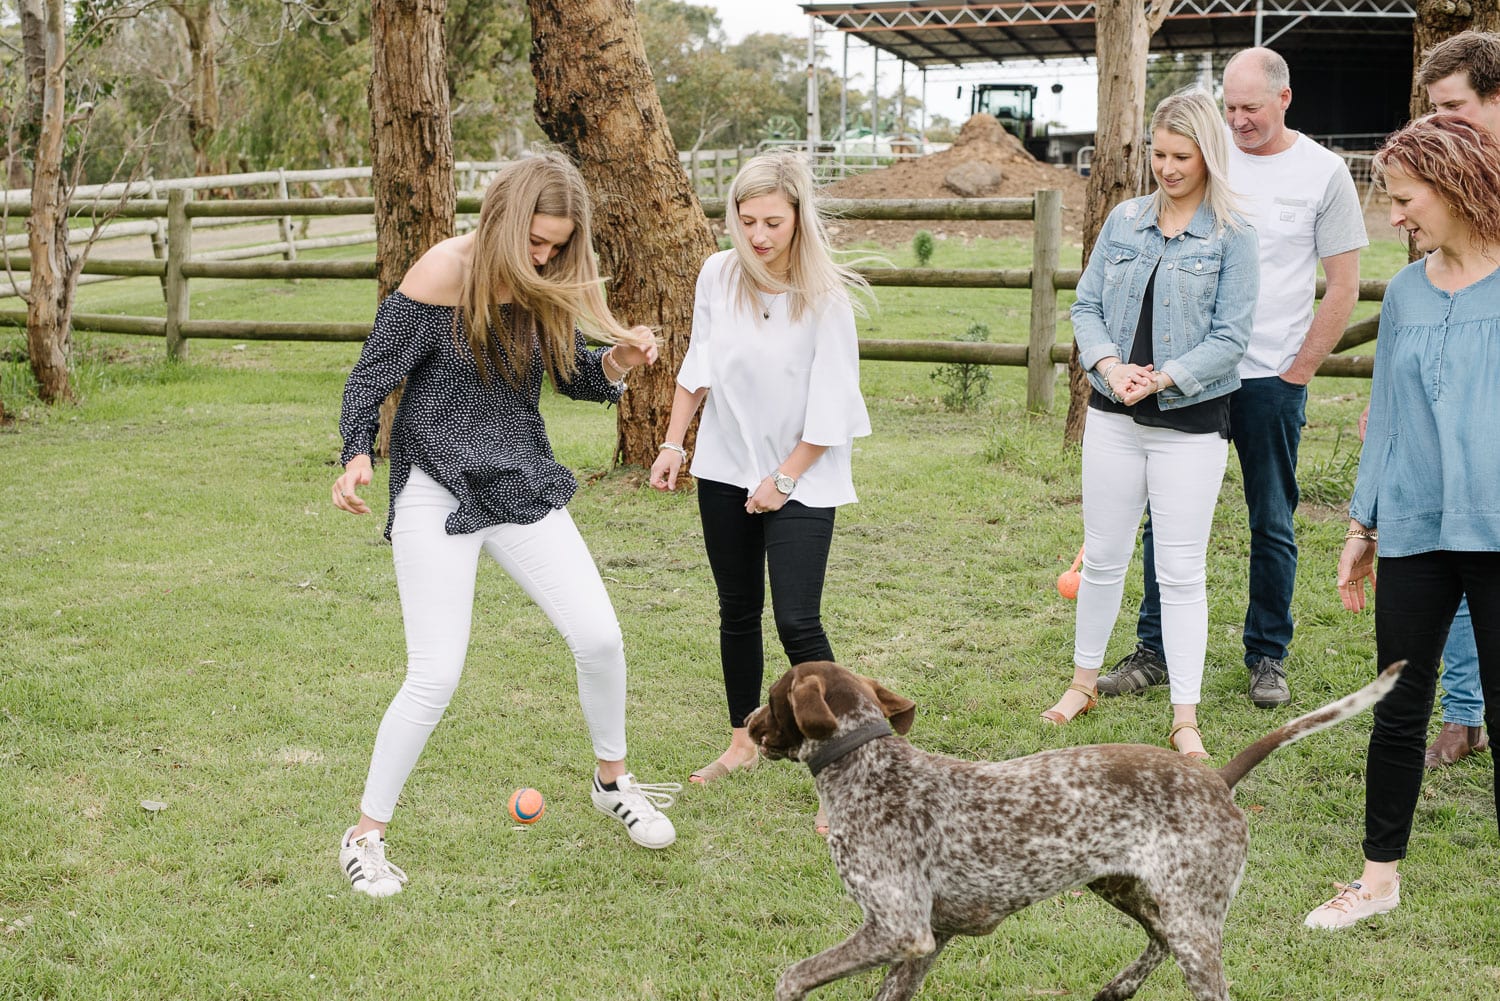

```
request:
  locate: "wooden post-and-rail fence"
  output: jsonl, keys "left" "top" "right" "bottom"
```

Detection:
{"left": 0, "top": 190, "right": 1384, "bottom": 412}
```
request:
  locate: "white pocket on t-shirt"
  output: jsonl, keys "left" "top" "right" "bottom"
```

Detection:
{"left": 1269, "top": 197, "right": 1310, "bottom": 233}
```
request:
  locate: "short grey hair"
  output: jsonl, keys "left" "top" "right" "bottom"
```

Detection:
{"left": 1226, "top": 47, "right": 1290, "bottom": 95}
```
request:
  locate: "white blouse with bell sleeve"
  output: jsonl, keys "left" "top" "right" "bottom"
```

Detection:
{"left": 676, "top": 251, "right": 871, "bottom": 508}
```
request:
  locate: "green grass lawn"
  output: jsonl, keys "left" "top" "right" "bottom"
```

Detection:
{"left": 2, "top": 236, "right": 1496, "bottom": 1000}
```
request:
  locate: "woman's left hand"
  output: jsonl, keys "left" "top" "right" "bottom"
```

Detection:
{"left": 745, "top": 477, "right": 790, "bottom": 515}
{"left": 1336, "top": 537, "right": 1377, "bottom": 612}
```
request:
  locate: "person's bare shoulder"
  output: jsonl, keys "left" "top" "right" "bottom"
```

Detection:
{"left": 397, "top": 235, "right": 472, "bottom": 306}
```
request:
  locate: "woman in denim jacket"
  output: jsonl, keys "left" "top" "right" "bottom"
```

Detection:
{"left": 1305, "top": 115, "right": 1500, "bottom": 930}
{"left": 1042, "top": 90, "right": 1258, "bottom": 761}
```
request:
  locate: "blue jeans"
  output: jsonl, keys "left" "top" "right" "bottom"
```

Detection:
{"left": 1138, "top": 377, "right": 1304, "bottom": 668}
{"left": 1439, "top": 598, "right": 1484, "bottom": 726}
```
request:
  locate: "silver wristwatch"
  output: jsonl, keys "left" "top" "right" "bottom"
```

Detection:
{"left": 772, "top": 471, "right": 797, "bottom": 495}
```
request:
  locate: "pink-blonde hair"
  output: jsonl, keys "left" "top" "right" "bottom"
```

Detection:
{"left": 1374, "top": 113, "right": 1500, "bottom": 247}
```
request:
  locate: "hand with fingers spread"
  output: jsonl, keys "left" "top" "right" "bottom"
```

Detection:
{"left": 332, "top": 454, "right": 373, "bottom": 515}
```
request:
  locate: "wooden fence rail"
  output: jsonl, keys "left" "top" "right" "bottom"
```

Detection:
{"left": 1, "top": 190, "right": 1382, "bottom": 410}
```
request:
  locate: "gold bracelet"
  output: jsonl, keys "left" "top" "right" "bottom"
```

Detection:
{"left": 1344, "top": 527, "right": 1377, "bottom": 542}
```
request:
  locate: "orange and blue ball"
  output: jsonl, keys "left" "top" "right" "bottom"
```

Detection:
{"left": 507, "top": 787, "right": 546, "bottom": 824}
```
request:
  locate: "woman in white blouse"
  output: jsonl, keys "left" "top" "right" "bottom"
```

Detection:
{"left": 649, "top": 152, "right": 871, "bottom": 827}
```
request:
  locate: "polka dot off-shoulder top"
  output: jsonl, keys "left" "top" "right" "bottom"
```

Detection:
{"left": 338, "top": 291, "right": 624, "bottom": 539}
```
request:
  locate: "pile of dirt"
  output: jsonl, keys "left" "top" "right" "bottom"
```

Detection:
{"left": 821, "top": 113, "right": 1088, "bottom": 247}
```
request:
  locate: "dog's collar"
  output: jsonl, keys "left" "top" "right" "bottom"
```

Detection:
{"left": 806, "top": 720, "right": 894, "bottom": 777}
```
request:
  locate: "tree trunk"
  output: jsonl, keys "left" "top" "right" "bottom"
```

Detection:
{"left": 528, "top": 0, "right": 718, "bottom": 469}
{"left": 23, "top": 0, "right": 75, "bottom": 404}
{"left": 170, "top": 1, "right": 221, "bottom": 176}
{"left": 1063, "top": 0, "right": 1169, "bottom": 443}
{"left": 369, "top": 0, "right": 455, "bottom": 456}
{"left": 9, "top": 0, "right": 46, "bottom": 190}
{"left": 1407, "top": 1, "right": 1500, "bottom": 263}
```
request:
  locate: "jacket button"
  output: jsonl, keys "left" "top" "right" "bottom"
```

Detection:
{"left": 1166, "top": 263, "right": 1175, "bottom": 270}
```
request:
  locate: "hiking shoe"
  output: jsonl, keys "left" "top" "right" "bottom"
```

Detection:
{"left": 1096, "top": 644, "right": 1169, "bottom": 697}
{"left": 1304, "top": 877, "right": 1400, "bottom": 929}
{"left": 1248, "top": 656, "right": 1291, "bottom": 708}
{"left": 591, "top": 772, "right": 680, "bottom": 849}
{"left": 339, "top": 826, "right": 408, "bottom": 898}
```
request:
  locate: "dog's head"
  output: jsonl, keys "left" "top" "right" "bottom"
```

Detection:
{"left": 746, "top": 661, "right": 916, "bottom": 762}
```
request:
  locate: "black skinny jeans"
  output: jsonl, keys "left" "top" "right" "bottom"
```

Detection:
{"left": 697, "top": 478, "right": 837, "bottom": 728}
{"left": 1365, "top": 550, "right": 1500, "bottom": 862}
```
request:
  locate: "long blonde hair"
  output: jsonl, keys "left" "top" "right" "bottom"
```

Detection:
{"left": 1149, "top": 89, "right": 1244, "bottom": 232}
{"left": 723, "top": 151, "right": 870, "bottom": 321}
{"left": 460, "top": 151, "right": 642, "bottom": 386}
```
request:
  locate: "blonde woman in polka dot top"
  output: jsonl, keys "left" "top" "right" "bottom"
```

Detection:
{"left": 330, "top": 152, "right": 680, "bottom": 897}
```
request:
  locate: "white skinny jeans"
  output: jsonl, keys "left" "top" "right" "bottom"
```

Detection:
{"left": 359, "top": 468, "right": 627, "bottom": 822}
{"left": 1075, "top": 410, "right": 1228, "bottom": 705}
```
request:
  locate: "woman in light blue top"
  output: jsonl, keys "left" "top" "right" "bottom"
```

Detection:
{"left": 1305, "top": 114, "right": 1500, "bottom": 930}
{"left": 1044, "top": 90, "right": 1258, "bottom": 761}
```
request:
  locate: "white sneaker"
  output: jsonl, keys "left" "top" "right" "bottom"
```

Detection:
{"left": 339, "top": 826, "right": 408, "bottom": 898}
{"left": 590, "top": 772, "right": 680, "bottom": 849}
{"left": 1303, "top": 876, "right": 1400, "bottom": 929}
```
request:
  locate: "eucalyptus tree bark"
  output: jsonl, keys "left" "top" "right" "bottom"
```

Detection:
{"left": 369, "top": 0, "right": 455, "bottom": 455}
{"left": 528, "top": 0, "right": 718, "bottom": 469}
{"left": 1063, "top": 0, "right": 1170, "bottom": 443}
{"left": 168, "top": 1, "right": 221, "bottom": 176}
{"left": 23, "top": 0, "right": 77, "bottom": 404}
{"left": 1406, "top": 2, "right": 1500, "bottom": 263}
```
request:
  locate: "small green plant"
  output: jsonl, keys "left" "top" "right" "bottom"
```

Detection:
{"left": 930, "top": 322, "right": 992, "bottom": 411}
{"left": 1300, "top": 424, "right": 1362, "bottom": 507}
{"left": 912, "top": 229, "right": 935, "bottom": 267}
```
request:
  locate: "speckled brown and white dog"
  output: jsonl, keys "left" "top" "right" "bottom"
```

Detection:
{"left": 746, "top": 660, "right": 1401, "bottom": 1001}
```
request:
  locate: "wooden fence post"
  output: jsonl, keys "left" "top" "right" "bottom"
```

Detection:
{"left": 147, "top": 178, "right": 169, "bottom": 294}
{"left": 1026, "top": 188, "right": 1061, "bottom": 413}
{"left": 276, "top": 169, "right": 297, "bottom": 262}
{"left": 165, "top": 188, "right": 191, "bottom": 360}
{"left": 713, "top": 149, "right": 726, "bottom": 197}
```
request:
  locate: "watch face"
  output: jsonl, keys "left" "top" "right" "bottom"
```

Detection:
{"left": 774, "top": 473, "right": 795, "bottom": 494}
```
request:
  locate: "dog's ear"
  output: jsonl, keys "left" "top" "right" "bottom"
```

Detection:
{"left": 787, "top": 671, "right": 838, "bottom": 740}
{"left": 867, "top": 679, "right": 916, "bottom": 735}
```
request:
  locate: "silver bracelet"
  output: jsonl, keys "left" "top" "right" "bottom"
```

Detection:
{"left": 604, "top": 347, "right": 631, "bottom": 385}
{"left": 658, "top": 441, "right": 687, "bottom": 459}
{"left": 1101, "top": 361, "right": 1123, "bottom": 402}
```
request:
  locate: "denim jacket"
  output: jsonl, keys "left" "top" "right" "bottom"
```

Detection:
{"left": 1072, "top": 195, "right": 1258, "bottom": 409}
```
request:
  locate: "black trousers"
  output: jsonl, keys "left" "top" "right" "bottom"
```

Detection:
{"left": 697, "top": 478, "right": 837, "bottom": 728}
{"left": 1365, "top": 549, "right": 1500, "bottom": 861}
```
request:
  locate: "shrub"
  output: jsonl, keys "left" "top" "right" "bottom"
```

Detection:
{"left": 912, "top": 229, "right": 935, "bottom": 267}
{"left": 930, "top": 322, "right": 992, "bottom": 411}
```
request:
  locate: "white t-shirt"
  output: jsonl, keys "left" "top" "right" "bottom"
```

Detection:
{"left": 678, "top": 250, "right": 871, "bottom": 508}
{"left": 1227, "top": 133, "right": 1369, "bottom": 379}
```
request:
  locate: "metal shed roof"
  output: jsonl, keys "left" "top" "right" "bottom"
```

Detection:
{"left": 798, "top": 1, "right": 1416, "bottom": 67}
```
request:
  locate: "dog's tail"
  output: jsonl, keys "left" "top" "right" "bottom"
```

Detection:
{"left": 1217, "top": 662, "right": 1404, "bottom": 791}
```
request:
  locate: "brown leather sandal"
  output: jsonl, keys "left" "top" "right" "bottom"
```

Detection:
{"left": 1169, "top": 721, "right": 1211, "bottom": 761}
{"left": 1040, "top": 682, "right": 1099, "bottom": 725}
{"left": 688, "top": 754, "right": 758, "bottom": 784}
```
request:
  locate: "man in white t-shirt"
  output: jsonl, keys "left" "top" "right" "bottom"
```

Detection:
{"left": 1099, "top": 47, "right": 1367, "bottom": 709}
